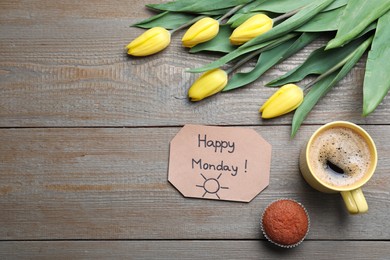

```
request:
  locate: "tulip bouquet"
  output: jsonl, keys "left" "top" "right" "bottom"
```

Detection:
{"left": 127, "top": 0, "right": 390, "bottom": 137}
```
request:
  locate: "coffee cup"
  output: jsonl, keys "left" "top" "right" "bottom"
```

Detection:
{"left": 299, "top": 121, "right": 377, "bottom": 214}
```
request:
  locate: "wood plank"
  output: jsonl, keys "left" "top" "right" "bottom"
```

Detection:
{"left": 1, "top": 126, "right": 389, "bottom": 240}
{"left": 0, "top": 241, "right": 389, "bottom": 259}
{"left": 1, "top": 3, "right": 390, "bottom": 127}
{"left": 0, "top": 0, "right": 150, "bottom": 21}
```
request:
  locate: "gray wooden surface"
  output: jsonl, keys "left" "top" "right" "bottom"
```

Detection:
{"left": 1, "top": 0, "right": 389, "bottom": 259}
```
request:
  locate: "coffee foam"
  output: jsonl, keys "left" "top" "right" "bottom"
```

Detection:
{"left": 309, "top": 127, "right": 371, "bottom": 187}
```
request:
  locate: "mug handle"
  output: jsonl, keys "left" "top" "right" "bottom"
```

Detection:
{"left": 340, "top": 188, "right": 368, "bottom": 214}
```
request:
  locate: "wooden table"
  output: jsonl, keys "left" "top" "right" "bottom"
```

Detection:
{"left": 1, "top": 1, "right": 389, "bottom": 259}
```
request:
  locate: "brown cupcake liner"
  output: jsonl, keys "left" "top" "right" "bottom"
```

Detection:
{"left": 261, "top": 198, "right": 310, "bottom": 248}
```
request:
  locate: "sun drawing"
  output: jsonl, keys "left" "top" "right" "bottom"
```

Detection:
{"left": 196, "top": 172, "right": 229, "bottom": 199}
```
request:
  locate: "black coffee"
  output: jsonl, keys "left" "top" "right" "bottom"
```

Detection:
{"left": 309, "top": 127, "right": 372, "bottom": 187}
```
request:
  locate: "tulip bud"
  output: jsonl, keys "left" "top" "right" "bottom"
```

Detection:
{"left": 259, "top": 84, "right": 303, "bottom": 119}
{"left": 230, "top": 14, "right": 273, "bottom": 45}
{"left": 126, "top": 27, "right": 171, "bottom": 56}
{"left": 182, "top": 17, "right": 219, "bottom": 48}
{"left": 188, "top": 69, "right": 228, "bottom": 101}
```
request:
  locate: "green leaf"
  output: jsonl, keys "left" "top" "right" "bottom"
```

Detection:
{"left": 146, "top": 0, "right": 251, "bottom": 13}
{"left": 267, "top": 36, "right": 367, "bottom": 87}
{"left": 241, "top": 0, "right": 335, "bottom": 49}
{"left": 295, "top": 6, "right": 344, "bottom": 32}
{"left": 187, "top": 42, "right": 274, "bottom": 73}
{"left": 290, "top": 72, "right": 337, "bottom": 138}
{"left": 363, "top": 11, "right": 390, "bottom": 116}
{"left": 238, "top": 0, "right": 268, "bottom": 13}
{"left": 132, "top": 11, "right": 197, "bottom": 29}
{"left": 188, "top": 33, "right": 298, "bottom": 73}
{"left": 223, "top": 32, "right": 319, "bottom": 91}
{"left": 252, "top": 0, "right": 314, "bottom": 13}
{"left": 322, "top": 0, "right": 348, "bottom": 11}
{"left": 227, "top": 0, "right": 346, "bottom": 27}
{"left": 291, "top": 36, "right": 373, "bottom": 138}
{"left": 189, "top": 25, "right": 236, "bottom": 54}
{"left": 355, "top": 23, "right": 377, "bottom": 39}
{"left": 224, "top": 39, "right": 296, "bottom": 91}
{"left": 198, "top": 8, "right": 232, "bottom": 16}
{"left": 226, "top": 0, "right": 268, "bottom": 26}
{"left": 326, "top": 0, "right": 390, "bottom": 49}
{"left": 251, "top": 0, "right": 345, "bottom": 13}
{"left": 229, "top": 12, "right": 262, "bottom": 28}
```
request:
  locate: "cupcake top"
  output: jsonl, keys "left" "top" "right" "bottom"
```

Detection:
{"left": 261, "top": 199, "right": 309, "bottom": 247}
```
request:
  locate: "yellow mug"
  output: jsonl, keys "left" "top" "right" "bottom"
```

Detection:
{"left": 299, "top": 121, "right": 377, "bottom": 214}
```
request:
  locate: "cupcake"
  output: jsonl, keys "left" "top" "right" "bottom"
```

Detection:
{"left": 261, "top": 199, "right": 310, "bottom": 248}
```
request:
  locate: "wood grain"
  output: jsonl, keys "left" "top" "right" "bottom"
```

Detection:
{"left": 0, "top": 241, "right": 389, "bottom": 259}
{"left": 1, "top": 127, "right": 389, "bottom": 240}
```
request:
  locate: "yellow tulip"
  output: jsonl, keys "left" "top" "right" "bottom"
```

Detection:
{"left": 230, "top": 14, "right": 273, "bottom": 45}
{"left": 182, "top": 17, "right": 219, "bottom": 48}
{"left": 126, "top": 27, "right": 171, "bottom": 56}
{"left": 259, "top": 84, "right": 303, "bottom": 119}
{"left": 188, "top": 69, "right": 228, "bottom": 101}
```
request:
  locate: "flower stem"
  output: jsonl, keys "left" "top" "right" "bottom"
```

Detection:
{"left": 218, "top": 4, "right": 245, "bottom": 23}
{"left": 170, "top": 16, "right": 206, "bottom": 35}
{"left": 303, "top": 51, "right": 356, "bottom": 91}
{"left": 272, "top": 6, "right": 303, "bottom": 23}
{"left": 170, "top": 3, "right": 246, "bottom": 34}
{"left": 226, "top": 48, "right": 262, "bottom": 74}
{"left": 226, "top": 33, "right": 297, "bottom": 74}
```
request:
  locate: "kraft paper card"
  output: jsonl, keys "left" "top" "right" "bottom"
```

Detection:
{"left": 168, "top": 124, "right": 272, "bottom": 202}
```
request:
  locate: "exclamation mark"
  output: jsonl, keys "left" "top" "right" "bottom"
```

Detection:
{"left": 244, "top": 160, "right": 248, "bottom": 173}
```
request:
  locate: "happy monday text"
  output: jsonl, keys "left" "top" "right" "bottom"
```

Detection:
{"left": 191, "top": 134, "right": 247, "bottom": 176}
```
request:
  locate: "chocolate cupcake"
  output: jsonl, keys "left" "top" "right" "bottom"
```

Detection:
{"left": 261, "top": 199, "right": 310, "bottom": 248}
